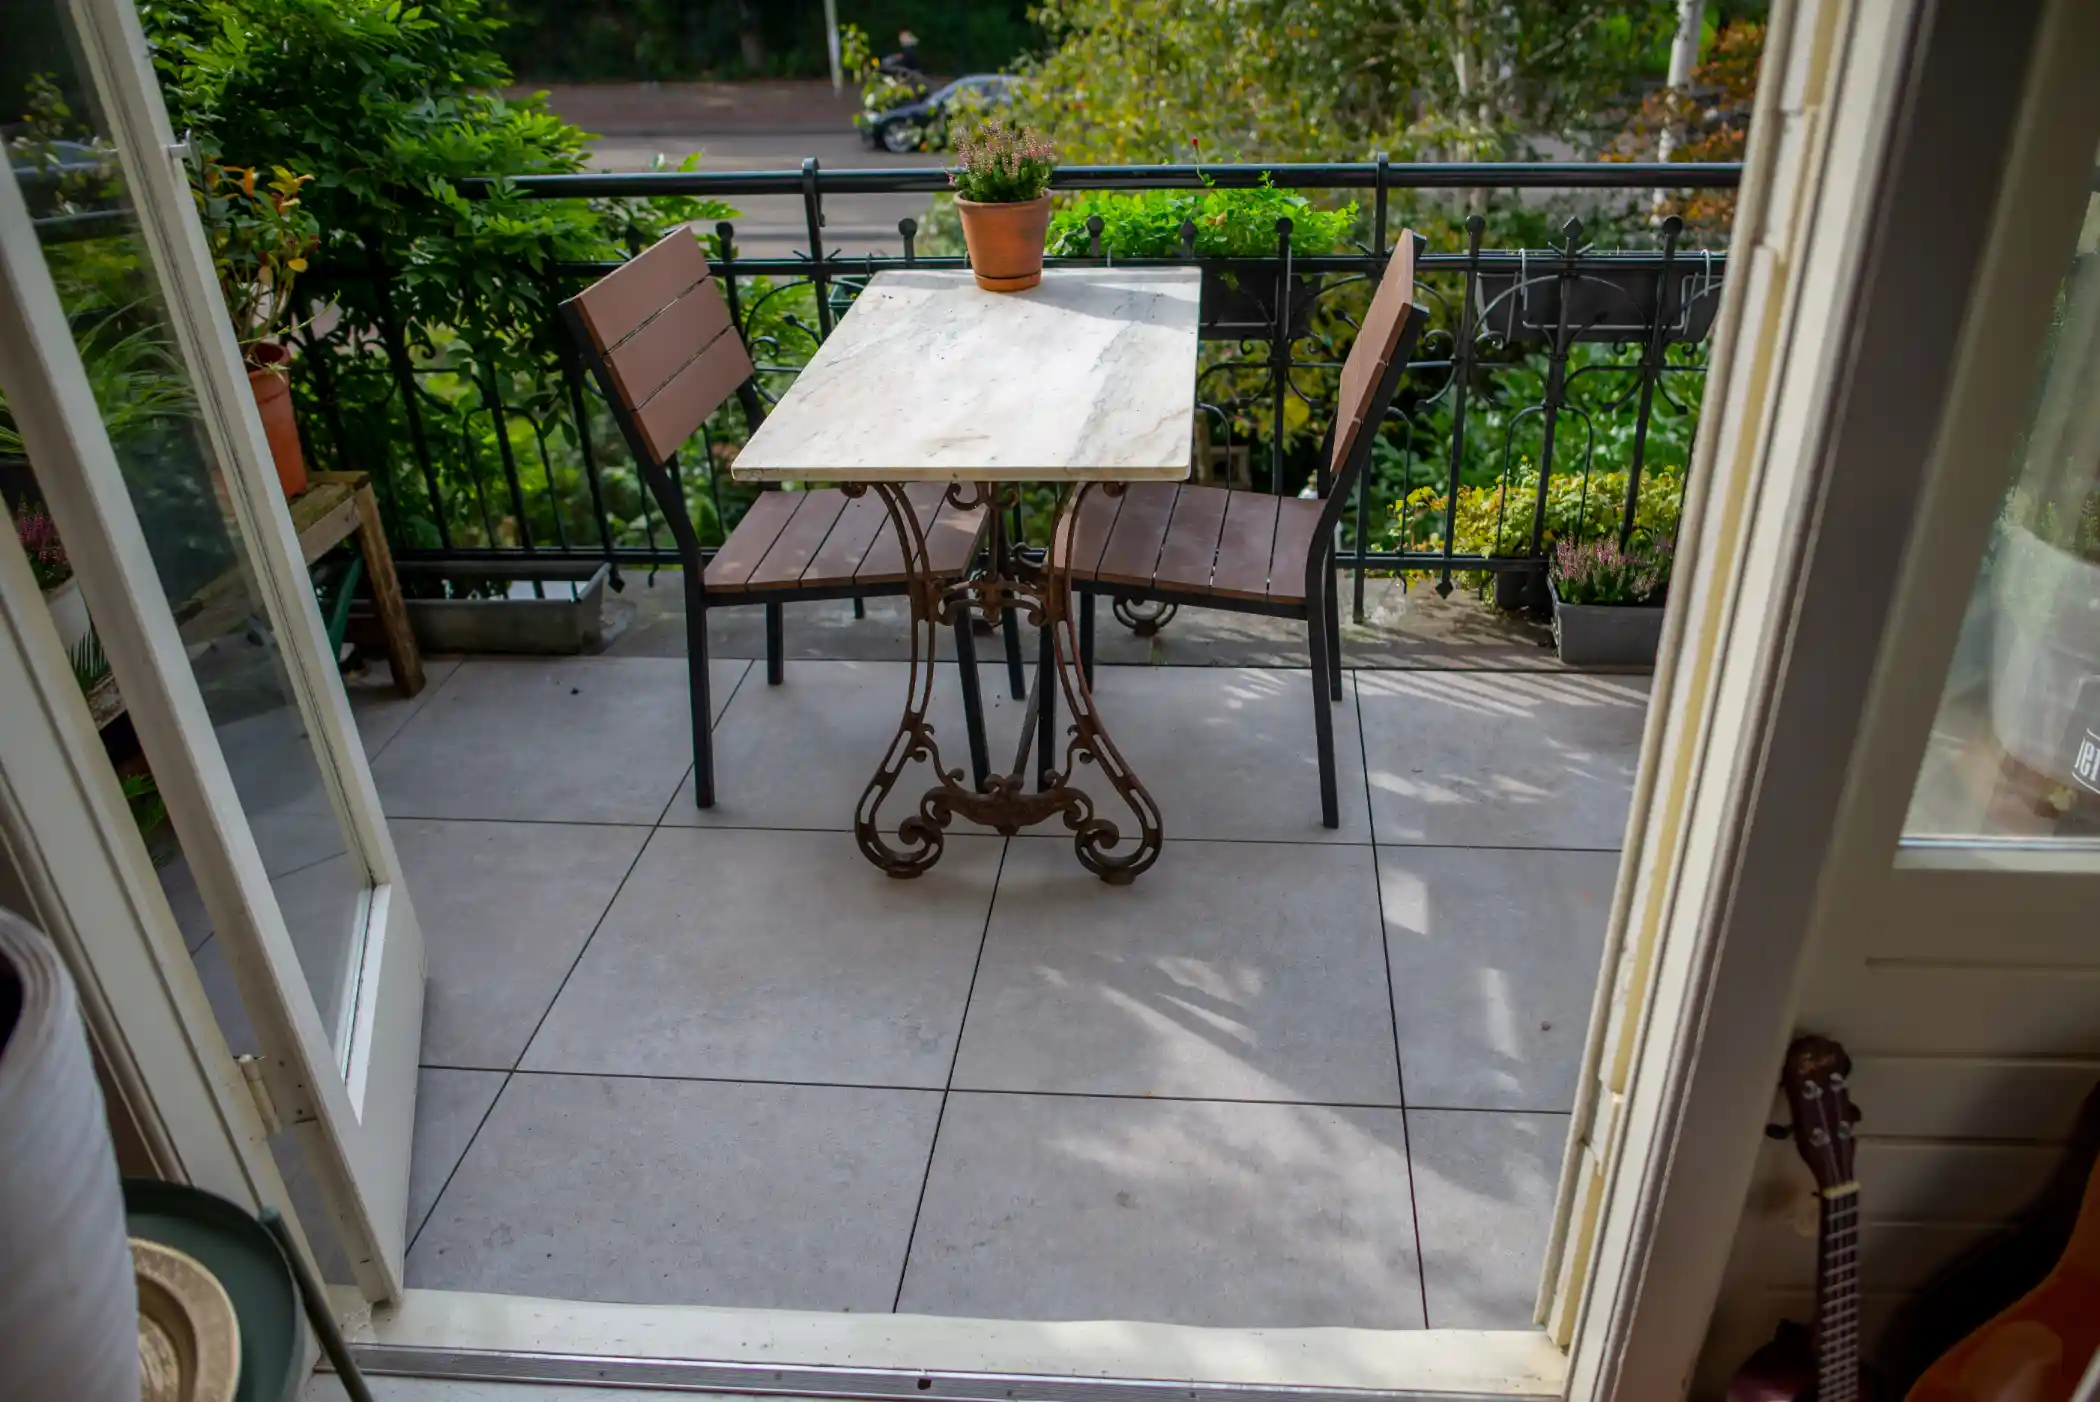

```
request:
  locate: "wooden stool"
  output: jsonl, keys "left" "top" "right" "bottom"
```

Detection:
{"left": 289, "top": 471, "right": 424, "bottom": 698}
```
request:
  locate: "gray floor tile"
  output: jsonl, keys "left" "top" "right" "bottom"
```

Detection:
{"left": 1083, "top": 667, "right": 1372, "bottom": 842}
{"left": 407, "top": 1073, "right": 939, "bottom": 1308}
{"left": 370, "top": 657, "right": 749, "bottom": 824}
{"left": 1357, "top": 671, "right": 1650, "bottom": 847}
{"left": 900, "top": 1092, "right": 1424, "bottom": 1328}
{"left": 955, "top": 839, "right": 1399, "bottom": 1104}
{"left": 347, "top": 657, "right": 461, "bottom": 759}
{"left": 523, "top": 828, "right": 999, "bottom": 1086}
{"left": 661, "top": 659, "right": 1033, "bottom": 829}
{"left": 393, "top": 818, "right": 648, "bottom": 1069}
{"left": 407, "top": 1068, "right": 505, "bottom": 1240}
{"left": 1406, "top": 1109, "right": 1566, "bottom": 1328}
{"left": 1380, "top": 847, "right": 1617, "bottom": 1112}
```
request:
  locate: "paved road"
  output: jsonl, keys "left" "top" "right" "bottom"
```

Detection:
{"left": 528, "top": 82, "right": 945, "bottom": 260}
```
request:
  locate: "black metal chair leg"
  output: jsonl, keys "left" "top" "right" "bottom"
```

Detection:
{"left": 765, "top": 600, "right": 785, "bottom": 685}
{"left": 1307, "top": 598, "right": 1339, "bottom": 829}
{"left": 1037, "top": 621, "right": 1057, "bottom": 791}
{"left": 953, "top": 615, "right": 991, "bottom": 791}
{"left": 1080, "top": 590, "right": 1096, "bottom": 685}
{"left": 853, "top": 593, "right": 867, "bottom": 619}
{"left": 1324, "top": 563, "right": 1344, "bottom": 703}
{"left": 688, "top": 581, "right": 715, "bottom": 808}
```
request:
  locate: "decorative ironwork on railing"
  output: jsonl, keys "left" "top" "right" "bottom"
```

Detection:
{"left": 286, "top": 160, "right": 1735, "bottom": 617}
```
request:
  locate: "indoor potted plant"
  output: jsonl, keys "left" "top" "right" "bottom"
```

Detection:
{"left": 1989, "top": 478, "right": 2100, "bottom": 778}
{"left": 951, "top": 121, "right": 1056, "bottom": 291}
{"left": 13, "top": 506, "right": 89, "bottom": 652}
{"left": 1548, "top": 535, "right": 1673, "bottom": 667}
{"left": 195, "top": 161, "right": 320, "bottom": 497}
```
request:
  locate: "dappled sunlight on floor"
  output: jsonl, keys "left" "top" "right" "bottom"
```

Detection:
{"left": 265, "top": 651, "right": 1653, "bottom": 1329}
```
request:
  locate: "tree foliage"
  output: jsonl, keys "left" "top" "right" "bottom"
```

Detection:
{"left": 1008, "top": 0, "right": 1682, "bottom": 166}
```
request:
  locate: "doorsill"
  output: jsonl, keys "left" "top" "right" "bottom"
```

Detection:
{"left": 331, "top": 1289, "right": 1566, "bottom": 1400}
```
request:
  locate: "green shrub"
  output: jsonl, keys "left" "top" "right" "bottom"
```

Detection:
{"left": 1389, "top": 461, "right": 1684, "bottom": 588}
{"left": 1046, "top": 185, "right": 1357, "bottom": 259}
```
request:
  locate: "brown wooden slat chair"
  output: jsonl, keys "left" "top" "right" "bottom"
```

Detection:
{"left": 562, "top": 229, "right": 1005, "bottom": 808}
{"left": 1057, "top": 231, "right": 1429, "bottom": 829}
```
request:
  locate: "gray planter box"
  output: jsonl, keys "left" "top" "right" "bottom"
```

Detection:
{"left": 361, "top": 563, "right": 612, "bottom": 656}
{"left": 1550, "top": 578, "right": 1665, "bottom": 669}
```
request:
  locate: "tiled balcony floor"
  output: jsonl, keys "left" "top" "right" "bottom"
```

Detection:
{"left": 189, "top": 605, "right": 1650, "bottom": 1332}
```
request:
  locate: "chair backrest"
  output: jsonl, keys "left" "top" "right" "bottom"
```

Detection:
{"left": 563, "top": 227, "right": 755, "bottom": 470}
{"left": 1325, "top": 230, "right": 1426, "bottom": 496}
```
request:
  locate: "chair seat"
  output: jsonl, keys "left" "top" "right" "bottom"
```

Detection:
{"left": 704, "top": 483, "right": 990, "bottom": 595}
{"left": 1057, "top": 482, "right": 1324, "bottom": 607}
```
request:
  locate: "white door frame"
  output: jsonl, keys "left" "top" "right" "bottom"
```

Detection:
{"left": 0, "top": 0, "right": 428, "bottom": 1300}
{"left": 1546, "top": 0, "right": 2100, "bottom": 1395}
{"left": 10, "top": 0, "right": 2091, "bottom": 1391}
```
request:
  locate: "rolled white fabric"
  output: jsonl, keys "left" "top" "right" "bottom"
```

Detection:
{"left": 0, "top": 906, "right": 140, "bottom": 1402}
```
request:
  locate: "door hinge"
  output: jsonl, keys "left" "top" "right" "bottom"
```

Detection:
{"left": 236, "top": 1055, "right": 283, "bottom": 1133}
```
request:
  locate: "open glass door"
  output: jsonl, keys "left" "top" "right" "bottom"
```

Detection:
{"left": 0, "top": 0, "right": 424, "bottom": 1300}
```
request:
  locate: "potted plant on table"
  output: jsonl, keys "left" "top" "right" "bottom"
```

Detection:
{"left": 194, "top": 161, "right": 320, "bottom": 497}
{"left": 1548, "top": 535, "right": 1673, "bottom": 667}
{"left": 13, "top": 505, "right": 90, "bottom": 651}
{"left": 951, "top": 121, "right": 1056, "bottom": 292}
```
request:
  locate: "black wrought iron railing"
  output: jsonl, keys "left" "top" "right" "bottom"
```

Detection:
{"left": 286, "top": 159, "right": 1736, "bottom": 615}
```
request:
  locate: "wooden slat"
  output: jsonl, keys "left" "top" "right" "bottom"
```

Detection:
{"left": 744, "top": 490, "right": 850, "bottom": 590}
{"left": 602, "top": 278, "right": 736, "bottom": 411}
{"left": 802, "top": 492, "right": 889, "bottom": 586}
{"left": 1330, "top": 234, "right": 1418, "bottom": 476}
{"left": 1092, "top": 482, "right": 1180, "bottom": 589}
{"left": 1058, "top": 483, "right": 1125, "bottom": 578}
{"left": 1151, "top": 484, "right": 1231, "bottom": 592}
{"left": 924, "top": 499, "right": 990, "bottom": 578}
{"left": 1265, "top": 497, "right": 1325, "bottom": 604}
{"left": 855, "top": 483, "right": 949, "bottom": 585}
{"left": 1209, "top": 490, "right": 1283, "bottom": 600}
{"left": 703, "top": 490, "right": 802, "bottom": 593}
{"left": 572, "top": 227, "right": 713, "bottom": 350}
{"left": 632, "top": 333, "right": 753, "bottom": 464}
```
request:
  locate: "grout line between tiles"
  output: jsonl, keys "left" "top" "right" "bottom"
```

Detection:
{"left": 406, "top": 778, "right": 667, "bottom": 1263}
{"left": 1359, "top": 684, "right": 1432, "bottom": 1330}
{"left": 411, "top": 1061, "right": 1438, "bottom": 1112}
{"left": 891, "top": 836, "right": 1008, "bottom": 1314}
{"left": 359, "top": 658, "right": 464, "bottom": 766}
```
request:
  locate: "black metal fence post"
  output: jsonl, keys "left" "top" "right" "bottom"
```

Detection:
{"left": 1526, "top": 218, "right": 1583, "bottom": 561}
{"left": 371, "top": 257, "right": 450, "bottom": 552}
{"left": 1271, "top": 217, "right": 1295, "bottom": 495}
{"left": 1438, "top": 216, "right": 1486, "bottom": 598}
{"left": 1621, "top": 216, "right": 1682, "bottom": 549}
{"left": 802, "top": 157, "right": 833, "bottom": 337}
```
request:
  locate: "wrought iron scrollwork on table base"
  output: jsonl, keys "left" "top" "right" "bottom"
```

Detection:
{"left": 845, "top": 479, "right": 1163, "bottom": 885}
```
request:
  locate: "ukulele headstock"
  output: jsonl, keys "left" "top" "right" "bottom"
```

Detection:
{"left": 1780, "top": 1035, "right": 1859, "bottom": 1190}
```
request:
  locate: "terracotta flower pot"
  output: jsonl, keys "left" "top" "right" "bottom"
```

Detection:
{"left": 956, "top": 195, "right": 1051, "bottom": 292}
{"left": 245, "top": 364, "right": 308, "bottom": 499}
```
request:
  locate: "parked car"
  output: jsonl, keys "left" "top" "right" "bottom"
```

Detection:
{"left": 861, "top": 74, "right": 1021, "bottom": 154}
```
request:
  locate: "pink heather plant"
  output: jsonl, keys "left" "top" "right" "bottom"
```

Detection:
{"left": 1552, "top": 536, "right": 1672, "bottom": 606}
{"left": 14, "top": 507, "right": 72, "bottom": 591}
{"left": 950, "top": 120, "right": 1056, "bottom": 204}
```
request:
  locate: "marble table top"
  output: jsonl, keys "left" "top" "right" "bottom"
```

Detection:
{"left": 730, "top": 267, "right": 1201, "bottom": 483}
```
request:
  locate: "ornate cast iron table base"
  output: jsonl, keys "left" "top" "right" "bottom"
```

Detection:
{"left": 846, "top": 480, "right": 1163, "bottom": 884}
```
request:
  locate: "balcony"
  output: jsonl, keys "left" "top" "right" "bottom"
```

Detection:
{"left": 179, "top": 159, "right": 1711, "bottom": 1332}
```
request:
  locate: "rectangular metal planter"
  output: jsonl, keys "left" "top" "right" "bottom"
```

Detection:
{"left": 1550, "top": 579, "right": 1664, "bottom": 668}
{"left": 358, "top": 563, "right": 611, "bottom": 656}
{"left": 1199, "top": 264, "right": 1322, "bottom": 341}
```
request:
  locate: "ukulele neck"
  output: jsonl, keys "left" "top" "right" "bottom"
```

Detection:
{"left": 1815, "top": 1183, "right": 1861, "bottom": 1402}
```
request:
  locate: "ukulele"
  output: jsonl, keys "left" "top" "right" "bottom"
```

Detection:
{"left": 1730, "top": 1035, "right": 1870, "bottom": 1402}
{"left": 1902, "top": 1147, "right": 2100, "bottom": 1402}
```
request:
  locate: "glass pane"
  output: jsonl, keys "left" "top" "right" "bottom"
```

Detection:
{"left": 1905, "top": 156, "right": 2100, "bottom": 842}
{"left": 4, "top": 53, "right": 373, "bottom": 1049}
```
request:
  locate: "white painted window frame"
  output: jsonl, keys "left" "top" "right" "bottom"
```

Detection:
{"left": 10, "top": 0, "right": 2096, "bottom": 1389}
{"left": 1543, "top": 0, "right": 2100, "bottom": 1397}
{"left": 0, "top": 0, "right": 432, "bottom": 1301}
